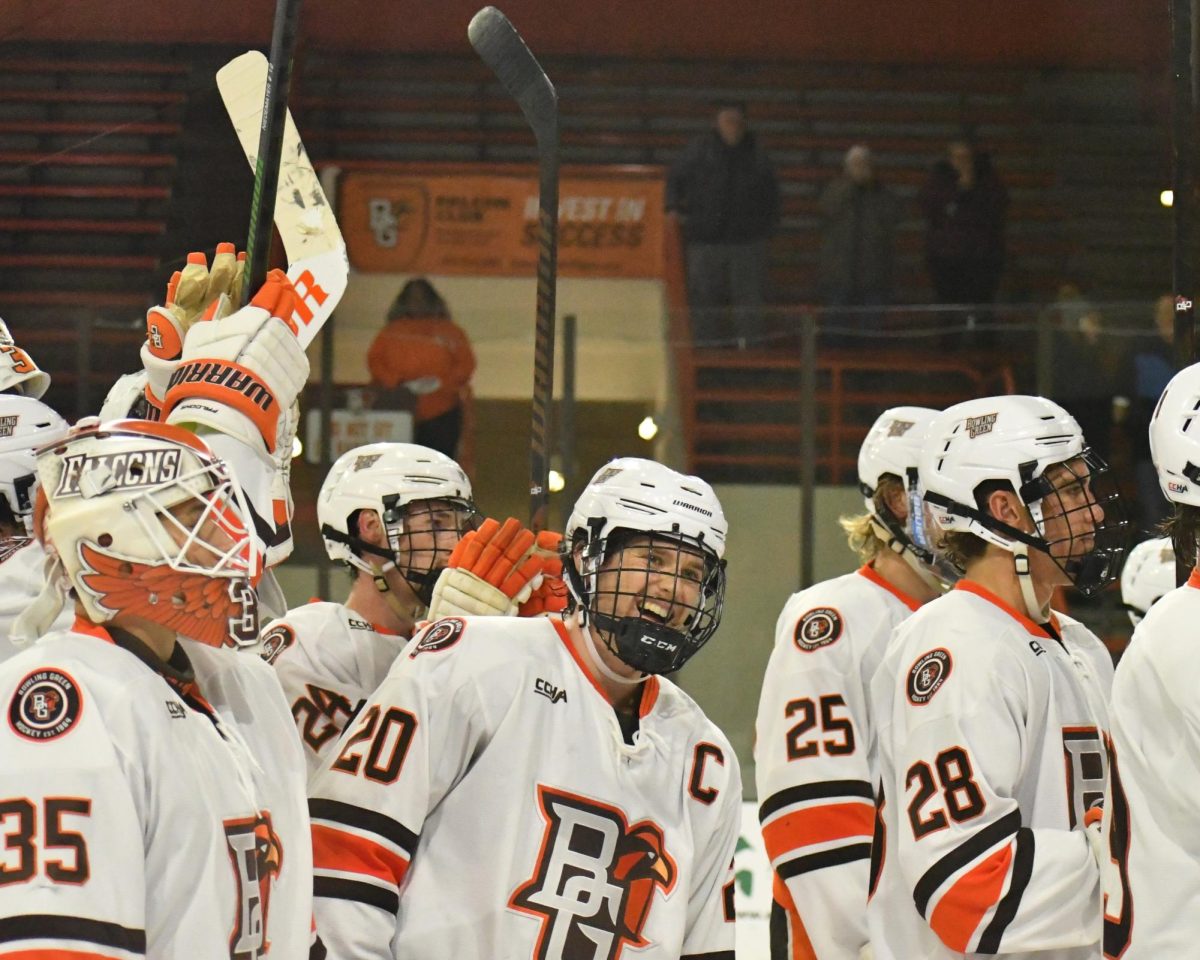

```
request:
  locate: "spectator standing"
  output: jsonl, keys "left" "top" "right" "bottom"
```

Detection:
{"left": 818, "top": 144, "right": 899, "bottom": 312}
{"left": 919, "top": 140, "right": 1008, "bottom": 305}
{"left": 368, "top": 277, "right": 476, "bottom": 460}
{"left": 666, "top": 101, "right": 780, "bottom": 347}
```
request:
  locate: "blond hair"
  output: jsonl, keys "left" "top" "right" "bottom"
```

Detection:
{"left": 838, "top": 475, "right": 904, "bottom": 562}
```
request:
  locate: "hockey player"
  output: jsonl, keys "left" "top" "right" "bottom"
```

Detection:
{"left": 1118, "top": 535, "right": 1175, "bottom": 626}
{"left": 0, "top": 394, "right": 71, "bottom": 654}
{"left": 0, "top": 317, "right": 52, "bottom": 400}
{"left": 1100, "top": 362, "right": 1200, "bottom": 957}
{"left": 0, "top": 418, "right": 312, "bottom": 956}
{"left": 309, "top": 457, "right": 741, "bottom": 959}
{"left": 755, "top": 406, "right": 941, "bottom": 960}
{"left": 867, "top": 395, "right": 1128, "bottom": 959}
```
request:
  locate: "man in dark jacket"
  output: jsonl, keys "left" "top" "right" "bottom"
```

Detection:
{"left": 918, "top": 140, "right": 1008, "bottom": 305}
{"left": 666, "top": 102, "right": 779, "bottom": 347}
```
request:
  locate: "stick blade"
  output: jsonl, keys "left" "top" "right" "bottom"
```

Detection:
{"left": 468, "top": 6, "right": 556, "bottom": 131}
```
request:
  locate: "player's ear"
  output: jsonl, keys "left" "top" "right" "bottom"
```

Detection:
{"left": 880, "top": 477, "right": 908, "bottom": 522}
{"left": 355, "top": 510, "right": 387, "bottom": 547}
{"left": 986, "top": 489, "right": 1028, "bottom": 530}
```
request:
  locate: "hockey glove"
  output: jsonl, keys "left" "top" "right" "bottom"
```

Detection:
{"left": 427, "top": 518, "right": 556, "bottom": 619}
{"left": 518, "top": 532, "right": 568, "bottom": 618}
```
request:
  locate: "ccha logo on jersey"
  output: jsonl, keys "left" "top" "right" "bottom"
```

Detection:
{"left": 534, "top": 678, "right": 568, "bottom": 704}
{"left": 964, "top": 413, "right": 998, "bottom": 439}
{"left": 793, "top": 607, "right": 843, "bottom": 652}
{"left": 907, "top": 648, "right": 952, "bottom": 705}
{"left": 224, "top": 812, "right": 283, "bottom": 960}
{"left": 9, "top": 668, "right": 82, "bottom": 741}
{"left": 257, "top": 623, "right": 296, "bottom": 666}
{"left": 409, "top": 617, "right": 465, "bottom": 659}
{"left": 886, "top": 418, "right": 915, "bottom": 438}
{"left": 53, "top": 448, "right": 182, "bottom": 498}
{"left": 511, "top": 787, "right": 677, "bottom": 960}
{"left": 0, "top": 415, "right": 17, "bottom": 439}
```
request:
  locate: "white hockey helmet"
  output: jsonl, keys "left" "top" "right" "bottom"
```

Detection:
{"left": 1149, "top": 361, "right": 1200, "bottom": 507}
{"left": 0, "top": 395, "right": 68, "bottom": 534}
{"left": 317, "top": 442, "right": 476, "bottom": 602}
{"left": 35, "top": 419, "right": 261, "bottom": 648}
{"left": 1120, "top": 536, "right": 1176, "bottom": 625}
{"left": 920, "top": 395, "right": 1128, "bottom": 596}
{"left": 0, "top": 319, "right": 50, "bottom": 399}
{"left": 564, "top": 457, "right": 727, "bottom": 675}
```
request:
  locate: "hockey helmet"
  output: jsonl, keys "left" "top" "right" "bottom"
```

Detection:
{"left": 1120, "top": 536, "right": 1177, "bottom": 626}
{"left": 0, "top": 395, "right": 68, "bottom": 534}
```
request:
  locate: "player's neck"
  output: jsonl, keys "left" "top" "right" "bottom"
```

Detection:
{"left": 565, "top": 619, "right": 644, "bottom": 713}
{"left": 964, "top": 550, "right": 1057, "bottom": 621}
{"left": 345, "top": 574, "right": 421, "bottom": 637}
{"left": 869, "top": 550, "right": 939, "bottom": 604}
{"left": 105, "top": 613, "right": 177, "bottom": 661}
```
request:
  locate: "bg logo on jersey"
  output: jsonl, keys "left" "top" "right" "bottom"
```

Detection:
{"left": 511, "top": 787, "right": 677, "bottom": 959}
{"left": 224, "top": 812, "right": 283, "bottom": 960}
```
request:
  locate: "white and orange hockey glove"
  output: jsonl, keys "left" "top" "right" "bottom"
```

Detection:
{"left": 427, "top": 518, "right": 562, "bottom": 619}
{"left": 0, "top": 319, "right": 50, "bottom": 398}
{"left": 141, "top": 242, "right": 245, "bottom": 414}
{"left": 518, "top": 537, "right": 569, "bottom": 618}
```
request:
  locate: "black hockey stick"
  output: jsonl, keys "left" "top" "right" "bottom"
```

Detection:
{"left": 468, "top": 6, "right": 559, "bottom": 530}
{"left": 242, "top": 0, "right": 304, "bottom": 304}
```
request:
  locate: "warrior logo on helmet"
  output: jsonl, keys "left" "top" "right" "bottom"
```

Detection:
{"left": 511, "top": 787, "right": 677, "bottom": 959}
{"left": 224, "top": 812, "right": 283, "bottom": 960}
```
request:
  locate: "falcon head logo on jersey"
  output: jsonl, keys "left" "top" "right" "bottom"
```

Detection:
{"left": 511, "top": 787, "right": 677, "bottom": 959}
{"left": 886, "top": 418, "right": 915, "bottom": 438}
{"left": 224, "top": 812, "right": 283, "bottom": 960}
{"left": 907, "top": 648, "right": 952, "bottom": 705}
{"left": 964, "top": 413, "right": 998, "bottom": 439}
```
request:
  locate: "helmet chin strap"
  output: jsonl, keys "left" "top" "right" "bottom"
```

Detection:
{"left": 368, "top": 557, "right": 426, "bottom": 629}
{"left": 571, "top": 610, "right": 648, "bottom": 687}
{"left": 1011, "top": 542, "right": 1051, "bottom": 623}
{"left": 869, "top": 516, "right": 942, "bottom": 593}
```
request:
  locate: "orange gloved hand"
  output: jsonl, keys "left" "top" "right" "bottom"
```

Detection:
{"left": 428, "top": 519, "right": 558, "bottom": 619}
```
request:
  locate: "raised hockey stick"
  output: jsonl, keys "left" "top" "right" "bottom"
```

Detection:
{"left": 241, "top": 0, "right": 304, "bottom": 306}
{"left": 468, "top": 6, "right": 559, "bottom": 530}
{"left": 217, "top": 50, "right": 348, "bottom": 348}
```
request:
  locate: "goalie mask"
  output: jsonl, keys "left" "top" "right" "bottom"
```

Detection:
{"left": 564, "top": 458, "right": 727, "bottom": 676}
{"left": 0, "top": 395, "right": 68, "bottom": 538}
{"left": 34, "top": 419, "right": 261, "bottom": 648}
{"left": 920, "top": 395, "right": 1129, "bottom": 617}
{"left": 317, "top": 442, "right": 478, "bottom": 606}
{"left": 1120, "top": 536, "right": 1176, "bottom": 626}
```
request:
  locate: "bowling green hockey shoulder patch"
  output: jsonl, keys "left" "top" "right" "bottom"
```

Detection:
{"left": 9, "top": 668, "right": 83, "bottom": 741}
{"left": 793, "top": 607, "right": 844, "bottom": 652}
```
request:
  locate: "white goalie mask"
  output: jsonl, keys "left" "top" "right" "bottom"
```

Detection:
{"left": 34, "top": 419, "right": 261, "bottom": 648}
{"left": 564, "top": 458, "right": 727, "bottom": 675}
{"left": 920, "top": 395, "right": 1129, "bottom": 615}
{"left": 1120, "top": 536, "right": 1176, "bottom": 626}
{"left": 0, "top": 319, "right": 50, "bottom": 399}
{"left": 317, "top": 442, "right": 478, "bottom": 604}
{"left": 0, "top": 395, "right": 68, "bottom": 536}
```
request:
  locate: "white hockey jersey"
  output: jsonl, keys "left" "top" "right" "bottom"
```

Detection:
{"left": 309, "top": 615, "right": 741, "bottom": 960}
{"left": 1100, "top": 570, "right": 1200, "bottom": 958}
{"left": 755, "top": 563, "right": 922, "bottom": 959}
{"left": 0, "top": 537, "right": 74, "bottom": 660}
{"left": 256, "top": 600, "right": 410, "bottom": 780}
{"left": 868, "top": 581, "right": 1112, "bottom": 959}
{"left": 0, "top": 617, "right": 313, "bottom": 959}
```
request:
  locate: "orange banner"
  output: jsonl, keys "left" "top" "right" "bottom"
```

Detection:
{"left": 338, "top": 168, "right": 664, "bottom": 279}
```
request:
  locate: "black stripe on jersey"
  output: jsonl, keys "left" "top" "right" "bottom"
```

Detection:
{"left": 913, "top": 809, "right": 1021, "bottom": 919}
{"left": 680, "top": 953, "right": 736, "bottom": 959}
{"left": 770, "top": 899, "right": 790, "bottom": 960}
{"left": 777, "top": 842, "right": 872, "bottom": 879}
{"left": 314, "top": 875, "right": 400, "bottom": 915}
{"left": 0, "top": 914, "right": 147, "bottom": 953}
{"left": 758, "top": 780, "right": 874, "bottom": 822}
{"left": 976, "top": 826, "right": 1035, "bottom": 953}
{"left": 309, "top": 797, "right": 418, "bottom": 857}
{"left": 310, "top": 936, "right": 329, "bottom": 960}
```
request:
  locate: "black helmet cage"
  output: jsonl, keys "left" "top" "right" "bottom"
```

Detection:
{"left": 564, "top": 522, "right": 727, "bottom": 675}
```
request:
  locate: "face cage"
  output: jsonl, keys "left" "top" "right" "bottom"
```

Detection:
{"left": 581, "top": 530, "right": 726, "bottom": 676}
{"left": 382, "top": 495, "right": 480, "bottom": 605}
{"left": 1024, "top": 449, "right": 1130, "bottom": 596}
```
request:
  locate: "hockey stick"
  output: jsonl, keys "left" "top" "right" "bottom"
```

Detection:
{"left": 241, "top": 0, "right": 304, "bottom": 306}
{"left": 217, "top": 50, "right": 348, "bottom": 348}
{"left": 468, "top": 6, "right": 559, "bottom": 530}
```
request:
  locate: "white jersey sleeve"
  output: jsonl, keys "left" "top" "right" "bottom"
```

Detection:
{"left": 755, "top": 568, "right": 918, "bottom": 958}
{"left": 0, "top": 656, "right": 148, "bottom": 956}
{"left": 309, "top": 617, "right": 491, "bottom": 960}
{"left": 870, "top": 587, "right": 1111, "bottom": 959}
{"left": 0, "top": 539, "right": 74, "bottom": 659}
{"left": 680, "top": 744, "right": 741, "bottom": 958}
{"left": 1101, "top": 579, "right": 1200, "bottom": 958}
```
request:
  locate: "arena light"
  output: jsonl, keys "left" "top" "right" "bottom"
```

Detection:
{"left": 1161, "top": 189, "right": 1174, "bottom": 208}
{"left": 638, "top": 415, "right": 659, "bottom": 441}
{"left": 548, "top": 469, "right": 565, "bottom": 493}
{"left": 292, "top": 436, "right": 303, "bottom": 460}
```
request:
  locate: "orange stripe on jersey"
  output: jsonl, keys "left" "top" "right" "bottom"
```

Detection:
{"left": 772, "top": 874, "right": 817, "bottom": 960}
{"left": 929, "top": 842, "right": 1013, "bottom": 952}
{"left": 762, "top": 801, "right": 874, "bottom": 861}
{"left": 312, "top": 822, "right": 409, "bottom": 888}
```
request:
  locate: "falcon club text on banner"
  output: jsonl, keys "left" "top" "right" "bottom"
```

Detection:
{"left": 338, "top": 163, "right": 665, "bottom": 279}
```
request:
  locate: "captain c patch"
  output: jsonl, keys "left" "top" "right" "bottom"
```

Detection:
{"left": 793, "top": 607, "right": 843, "bottom": 652}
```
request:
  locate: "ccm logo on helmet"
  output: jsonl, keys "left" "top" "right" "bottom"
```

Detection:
{"left": 54, "top": 449, "right": 182, "bottom": 497}
{"left": 671, "top": 498, "right": 713, "bottom": 517}
{"left": 965, "top": 413, "right": 998, "bottom": 439}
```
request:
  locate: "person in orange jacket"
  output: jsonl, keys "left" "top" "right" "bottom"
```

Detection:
{"left": 368, "top": 277, "right": 476, "bottom": 459}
